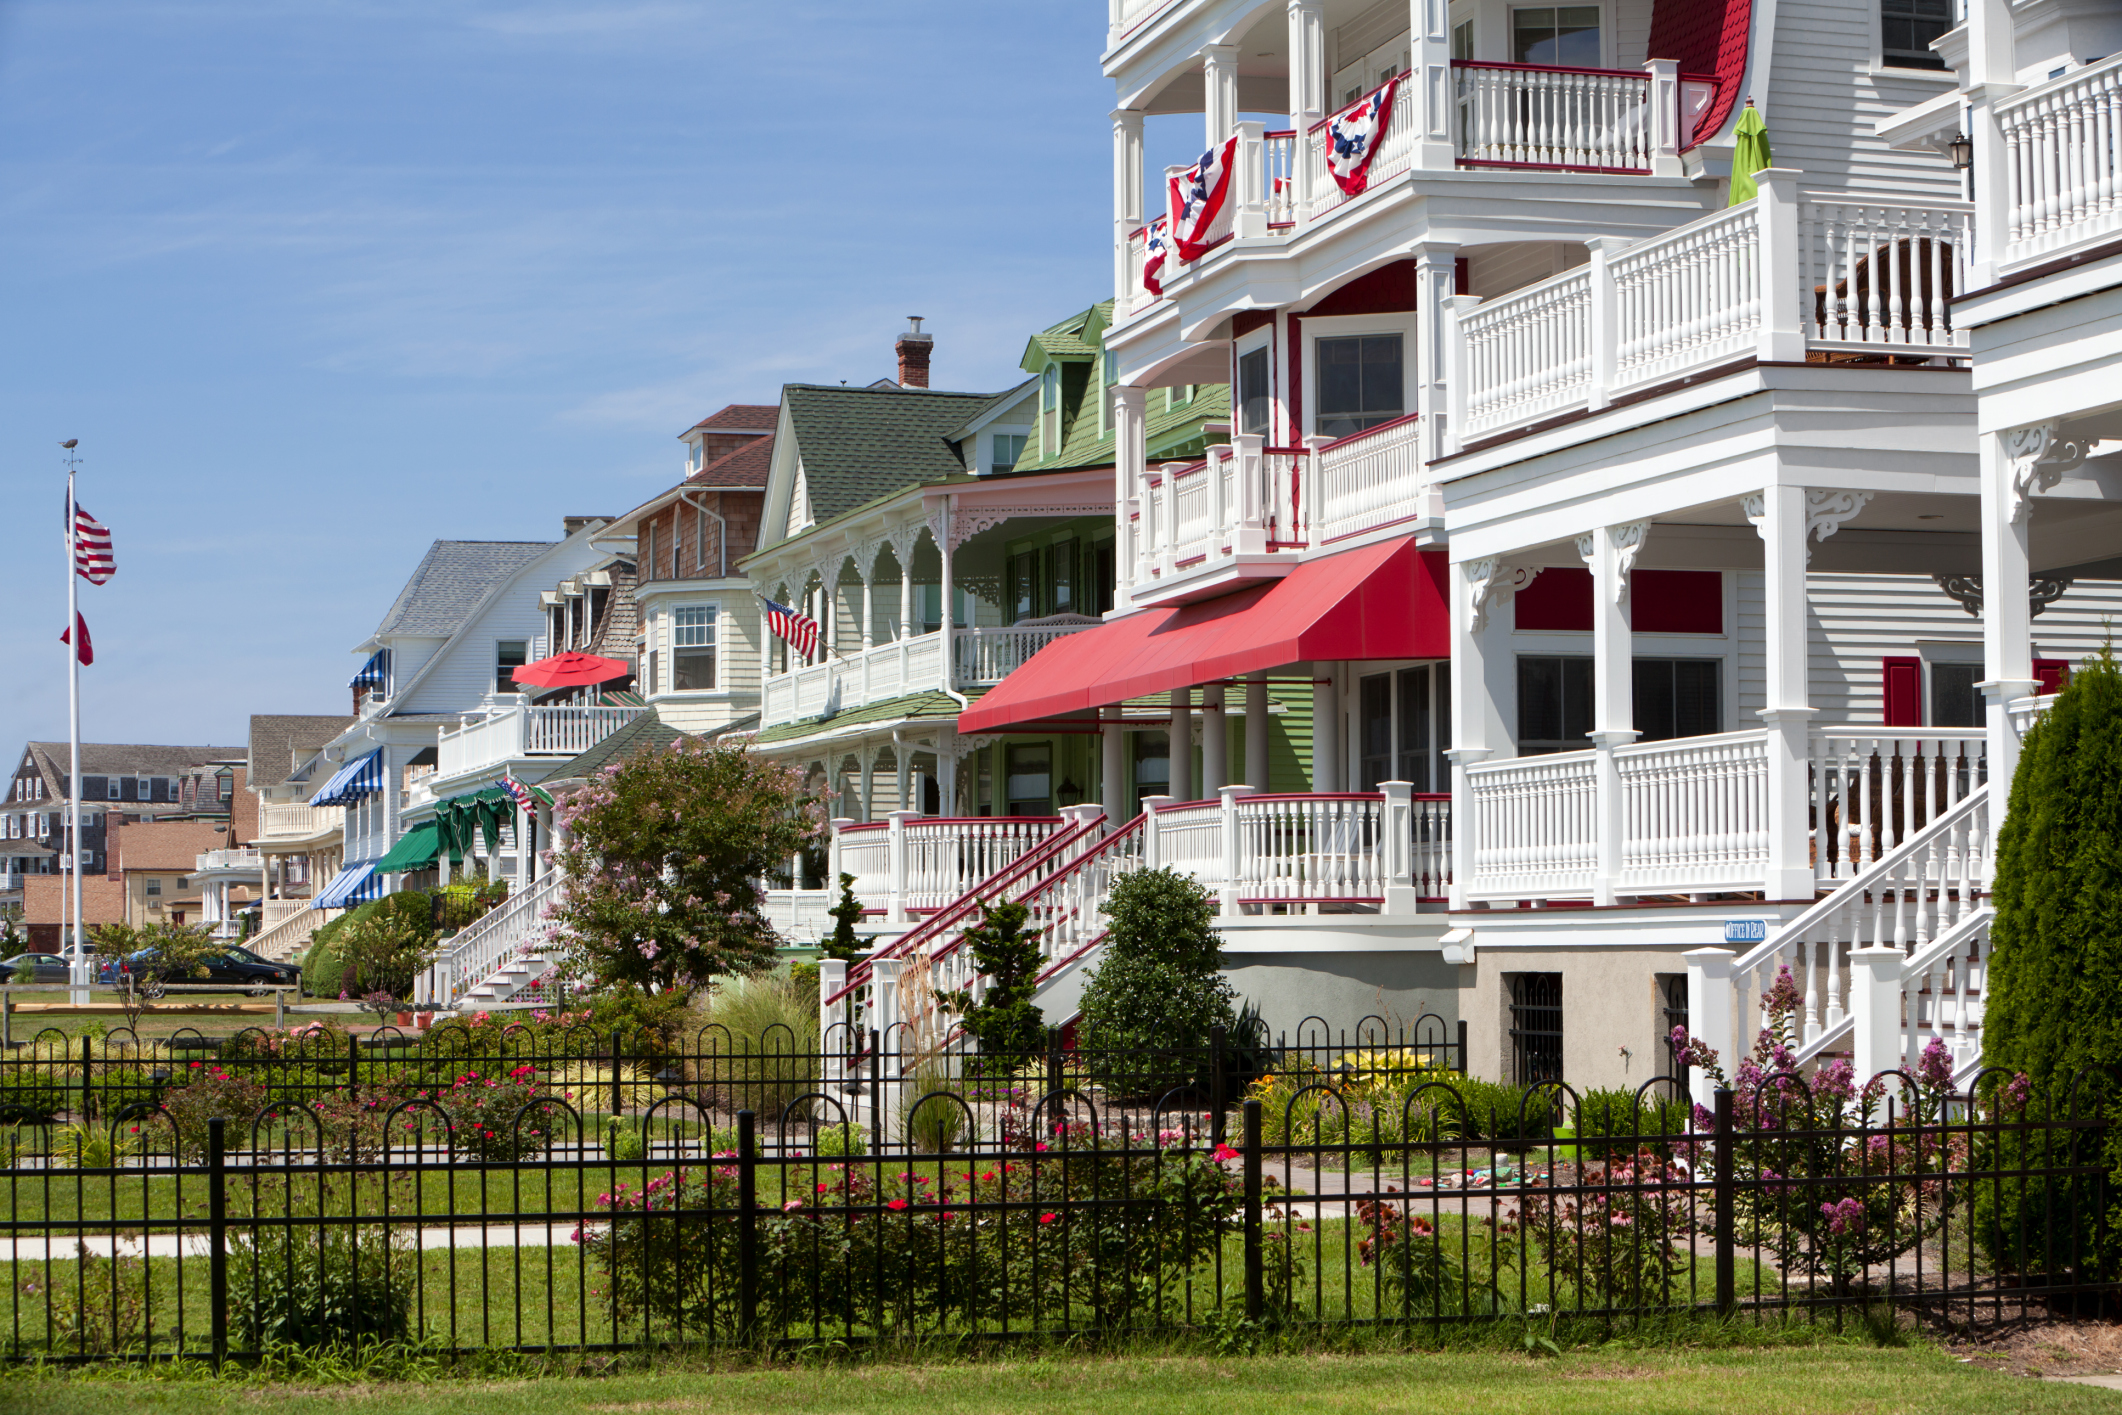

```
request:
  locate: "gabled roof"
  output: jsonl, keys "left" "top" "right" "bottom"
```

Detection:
{"left": 1025, "top": 306, "right": 1103, "bottom": 362}
{"left": 686, "top": 404, "right": 779, "bottom": 435}
{"left": 781, "top": 385, "right": 992, "bottom": 524}
{"left": 688, "top": 434, "right": 774, "bottom": 488}
{"left": 949, "top": 379, "right": 1039, "bottom": 440}
{"left": 248, "top": 716, "right": 357, "bottom": 790}
{"left": 372, "top": 540, "right": 557, "bottom": 638}
{"left": 21, "top": 742, "right": 247, "bottom": 790}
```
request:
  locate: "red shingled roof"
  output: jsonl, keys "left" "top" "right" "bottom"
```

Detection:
{"left": 685, "top": 404, "right": 778, "bottom": 435}
{"left": 1648, "top": 0, "right": 1752, "bottom": 148}
{"left": 686, "top": 434, "right": 773, "bottom": 488}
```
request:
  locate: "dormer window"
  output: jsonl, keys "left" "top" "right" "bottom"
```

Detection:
{"left": 991, "top": 434, "right": 1026, "bottom": 474}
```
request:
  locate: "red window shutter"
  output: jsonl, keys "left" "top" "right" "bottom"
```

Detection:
{"left": 2035, "top": 658, "right": 2071, "bottom": 695}
{"left": 1882, "top": 657, "right": 1923, "bottom": 726}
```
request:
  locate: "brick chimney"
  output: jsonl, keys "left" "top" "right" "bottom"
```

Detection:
{"left": 895, "top": 316, "right": 933, "bottom": 389}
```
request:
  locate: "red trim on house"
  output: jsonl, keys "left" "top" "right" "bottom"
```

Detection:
{"left": 1646, "top": 0, "right": 1752, "bottom": 148}
{"left": 1882, "top": 657, "right": 1924, "bottom": 727}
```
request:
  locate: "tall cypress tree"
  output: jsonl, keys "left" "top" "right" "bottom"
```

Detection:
{"left": 1984, "top": 651, "right": 2122, "bottom": 1086}
{"left": 1077, "top": 867, "right": 1236, "bottom": 1094}
{"left": 1981, "top": 650, "right": 2122, "bottom": 1278}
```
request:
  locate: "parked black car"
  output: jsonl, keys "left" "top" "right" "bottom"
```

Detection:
{"left": 123, "top": 945, "right": 300, "bottom": 998}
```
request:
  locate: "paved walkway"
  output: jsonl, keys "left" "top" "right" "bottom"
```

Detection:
{"left": 3, "top": 1222, "right": 583, "bottom": 1262}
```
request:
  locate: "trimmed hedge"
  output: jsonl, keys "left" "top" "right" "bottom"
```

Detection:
{"left": 303, "top": 890, "right": 434, "bottom": 999}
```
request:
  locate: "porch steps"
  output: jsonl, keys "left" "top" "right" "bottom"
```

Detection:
{"left": 1706, "top": 783, "right": 1993, "bottom": 1087}
{"left": 251, "top": 904, "right": 330, "bottom": 964}
{"left": 421, "top": 870, "right": 565, "bottom": 1011}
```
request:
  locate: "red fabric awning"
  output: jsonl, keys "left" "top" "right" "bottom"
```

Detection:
{"left": 958, "top": 536, "right": 1448, "bottom": 735}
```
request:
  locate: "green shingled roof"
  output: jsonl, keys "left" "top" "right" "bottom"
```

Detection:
{"left": 749, "top": 688, "right": 984, "bottom": 747}
{"left": 783, "top": 385, "right": 993, "bottom": 524}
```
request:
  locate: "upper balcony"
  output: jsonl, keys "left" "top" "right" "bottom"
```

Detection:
{"left": 1128, "top": 412, "right": 1431, "bottom": 606}
{"left": 1443, "top": 173, "right": 1973, "bottom": 456}
{"left": 760, "top": 622, "right": 1102, "bottom": 730}
{"left": 431, "top": 701, "right": 647, "bottom": 788}
{"left": 190, "top": 847, "right": 264, "bottom": 881}
{"left": 1989, "top": 51, "right": 2122, "bottom": 277}
{"left": 257, "top": 801, "right": 341, "bottom": 843}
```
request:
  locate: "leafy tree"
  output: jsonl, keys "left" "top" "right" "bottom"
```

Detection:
{"left": 549, "top": 739, "right": 821, "bottom": 995}
{"left": 1076, "top": 868, "right": 1235, "bottom": 1094}
{"left": 941, "top": 898, "right": 1047, "bottom": 1064}
{"left": 1980, "top": 651, "right": 2122, "bottom": 1276}
{"left": 337, "top": 896, "right": 438, "bottom": 1023}
{"left": 91, "top": 920, "right": 216, "bottom": 1000}
{"left": 819, "top": 872, "right": 867, "bottom": 964}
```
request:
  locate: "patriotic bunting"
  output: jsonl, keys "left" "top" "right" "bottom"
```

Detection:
{"left": 1141, "top": 215, "right": 1169, "bottom": 298}
{"left": 500, "top": 774, "right": 554, "bottom": 809}
{"left": 1325, "top": 76, "right": 1397, "bottom": 197}
{"left": 1167, "top": 136, "right": 1238, "bottom": 262}
{"left": 764, "top": 599, "right": 820, "bottom": 660}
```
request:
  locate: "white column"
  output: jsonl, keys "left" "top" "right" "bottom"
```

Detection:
{"left": 1413, "top": 242, "right": 1461, "bottom": 465}
{"left": 1583, "top": 236, "right": 1635, "bottom": 411}
{"left": 1753, "top": 169, "right": 1806, "bottom": 363}
{"left": 1216, "top": 783, "right": 1258, "bottom": 916}
{"left": 1849, "top": 946, "right": 1906, "bottom": 1086}
{"left": 899, "top": 553, "right": 914, "bottom": 644}
{"left": 1113, "top": 108, "right": 1144, "bottom": 305}
{"left": 894, "top": 748, "right": 911, "bottom": 817}
{"left": 1449, "top": 559, "right": 1495, "bottom": 910}
{"left": 1585, "top": 526, "right": 1644, "bottom": 906}
{"left": 1409, "top": 0, "right": 1456, "bottom": 170}
{"left": 937, "top": 500, "right": 956, "bottom": 693}
{"left": 937, "top": 737, "right": 959, "bottom": 817}
{"left": 1234, "top": 119, "right": 1267, "bottom": 238}
{"left": 1201, "top": 683, "right": 1227, "bottom": 793}
{"left": 1203, "top": 44, "right": 1239, "bottom": 149}
{"left": 819, "top": 958, "right": 848, "bottom": 1067}
{"left": 1380, "top": 781, "right": 1418, "bottom": 913}
{"left": 1287, "top": 0, "right": 1324, "bottom": 219}
{"left": 1982, "top": 429, "right": 2041, "bottom": 806}
{"left": 759, "top": 598, "right": 775, "bottom": 677}
{"left": 1114, "top": 387, "right": 1146, "bottom": 597}
{"left": 1102, "top": 707, "right": 1127, "bottom": 811}
{"left": 1244, "top": 672, "right": 1270, "bottom": 789}
{"left": 1312, "top": 670, "right": 1341, "bottom": 791}
{"left": 859, "top": 748, "right": 877, "bottom": 822}
{"left": 885, "top": 808, "right": 920, "bottom": 925}
{"left": 1965, "top": 0, "right": 2017, "bottom": 286}
{"left": 1170, "top": 688, "right": 1194, "bottom": 801}
{"left": 1684, "top": 947, "right": 1737, "bottom": 1112}
{"left": 1643, "top": 59, "right": 1683, "bottom": 177}
{"left": 1754, "top": 486, "right": 1817, "bottom": 901}
{"left": 860, "top": 571, "right": 875, "bottom": 650}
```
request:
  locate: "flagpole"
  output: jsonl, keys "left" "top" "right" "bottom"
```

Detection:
{"left": 65, "top": 446, "right": 88, "bottom": 1004}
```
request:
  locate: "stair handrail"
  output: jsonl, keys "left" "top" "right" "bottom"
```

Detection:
{"left": 934, "top": 812, "right": 1149, "bottom": 974}
{"left": 1732, "top": 782, "right": 1989, "bottom": 977}
{"left": 438, "top": 869, "right": 563, "bottom": 1002}
{"left": 821, "top": 810, "right": 1108, "bottom": 1010}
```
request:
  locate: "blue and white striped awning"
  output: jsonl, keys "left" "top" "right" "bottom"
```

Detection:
{"left": 349, "top": 649, "right": 391, "bottom": 694}
{"left": 312, "top": 858, "right": 383, "bottom": 910}
{"left": 309, "top": 749, "right": 383, "bottom": 807}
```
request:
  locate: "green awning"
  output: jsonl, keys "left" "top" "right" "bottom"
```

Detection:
{"left": 373, "top": 821, "right": 441, "bottom": 873}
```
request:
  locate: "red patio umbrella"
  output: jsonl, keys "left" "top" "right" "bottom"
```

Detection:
{"left": 510, "top": 651, "right": 632, "bottom": 689}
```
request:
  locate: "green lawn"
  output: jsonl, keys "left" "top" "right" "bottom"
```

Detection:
{"left": 4, "top": 1346, "right": 2121, "bottom": 1415}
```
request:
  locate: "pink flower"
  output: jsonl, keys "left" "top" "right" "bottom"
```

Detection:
{"left": 1212, "top": 1143, "right": 1241, "bottom": 1163}
{"left": 1038, "top": 1212, "right": 1057, "bottom": 1225}
{"left": 885, "top": 1198, "right": 909, "bottom": 1211}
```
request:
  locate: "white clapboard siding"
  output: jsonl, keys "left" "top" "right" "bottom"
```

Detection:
{"left": 1765, "top": 0, "right": 1964, "bottom": 203}
{"left": 1734, "top": 570, "right": 1767, "bottom": 720}
{"left": 1612, "top": 0, "right": 1655, "bottom": 73}
{"left": 1465, "top": 242, "right": 1590, "bottom": 302}
{"left": 396, "top": 542, "right": 604, "bottom": 716}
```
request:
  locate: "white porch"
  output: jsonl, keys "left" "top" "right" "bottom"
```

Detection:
{"left": 429, "top": 700, "right": 645, "bottom": 792}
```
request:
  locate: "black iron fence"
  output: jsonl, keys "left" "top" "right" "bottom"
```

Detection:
{"left": 0, "top": 1032, "right": 2112, "bottom": 1363}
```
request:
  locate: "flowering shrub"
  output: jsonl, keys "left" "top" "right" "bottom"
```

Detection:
{"left": 1355, "top": 1195, "right": 1496, "bottom": 1315}
{"left": 1250, "top": 1050, "right": 1462, "bottom": 1151}
{"left": 1510, "top": 1152, "right": 1695, "bottom": 1311}
{"left": 576, "top": 1162, "right": 745, "bottom": 1334}
{"left": 162, "top": 1062, "right": 269, "bottom": 1159}
{"left": 436, "top": 1064, "right": 553, "bottom": 1161}
{"left": 1671, "top": 964, "right": 2006, "bottom": 1291}
{"left": 19, "top": 1238, "right": 150, "bottom": 1352}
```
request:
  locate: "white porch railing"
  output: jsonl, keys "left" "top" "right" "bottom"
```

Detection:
{"left": 1997, "top": 52, "right": 2122, "bottom": 269}
{"left": 193, "top": 848, "right": 264, "bottom": 873}
{"left": 1464, "top": 751, "right": 1600, "bottom": 899}
{"left": 1615, "top": 730, "right": 1769, "bottom": 895}
{"left": 1809, "top": 729, "right": 1987, "bottom": 884}
{"left": 1454, "top": 61, "right": 1655, "bottom": 172}
{"left": 1264, "top": 129, "right": 1297, "bottom": 225}
{"left": 436, "top": 703, "right": 645, "bottom": 779}
{"left": 760, "top": 633, "right": 946, "bottom": 730}
{"left": 952, "top": 621, "right": 1100, "bottom": 684}
{"left": 260, "top": 802, "right": 338, "bottom": 839}
{"left": 1310, "top": 414, "right": 1427, "bottom": 543}
{"left": 1451, "top": 179, "right": 1974, "bottom": 444}
{"left": 763, "top": 888, "right": 833, "bottom": 946}
{"left": 2008, "top": 692, "right": 2059, "bottom": 735}
{"left": 252, "top": 902, "right": 332, "bottom": 963}
{"left": 826, "top": 812, "right": 1071, "bottom": 923}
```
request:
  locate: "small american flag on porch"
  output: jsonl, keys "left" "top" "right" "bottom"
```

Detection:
{"left": 764, "top": 599, "right": 820, "bottom": 660}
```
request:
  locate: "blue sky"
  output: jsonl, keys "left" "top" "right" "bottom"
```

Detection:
{"left": 0, "top": 1, "right": 1213, "bottom": 749}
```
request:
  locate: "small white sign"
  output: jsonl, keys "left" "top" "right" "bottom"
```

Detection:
{"left": 1724, "top": 919, "right": 1767, "bottom": 944}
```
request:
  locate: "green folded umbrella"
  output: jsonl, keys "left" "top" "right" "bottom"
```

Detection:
{"left": 1727, "top": 101, "right": 1772, "bottom": 206}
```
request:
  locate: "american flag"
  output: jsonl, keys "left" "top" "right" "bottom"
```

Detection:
{"left": 70, "top": 502, "right": 115, "bottom": 584}
{"left": 764, "top": 599, "right": 820, "bottom": 660}
{"left": 499, "top": 774, "right": 553, "bottom": 809}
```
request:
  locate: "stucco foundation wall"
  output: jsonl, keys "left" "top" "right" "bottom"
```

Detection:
{"left": 1464, "top": 947, "right": 1684, "bottom": 1093}
{"left": 1219, "top": 950, "right": 1462, "bottom": 1043}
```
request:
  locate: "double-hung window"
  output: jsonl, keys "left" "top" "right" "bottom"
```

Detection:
{"left": 1237, "top": 346, "right": 1272, "bottom": 436}
{"left": 1315, "top": 335, "right": 1403, "bottom": 438}
{"left": 1511, "top": 6, "right": 1601, "bottom": 66}
{"left": 1880, "top": 0, "right": 1950, "bottom": 70}
{"left": 672, "top": 606, "right": 717, "bottom": 691}
{"left": 496, "top": 640, "right": 529, "bottom": 693}
{"left": 991, "top": 433, "right": 1026, "bottom": 474}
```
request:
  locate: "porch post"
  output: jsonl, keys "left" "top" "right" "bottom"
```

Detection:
{"left": 1217, "top": 783, "right": 1258, "bottom": 916}
{"left": 858, "top": 748, "right": 877, "bottom": 821}
{"left": 1114, "top": 388, "right": 1147, "bottom": 598}
{"left": 1684, "top": 947, "right": 1736, "bottom": 1112}
{"left": 1413, "top": 242, "right": 1461, "bottom": 465}
{"left": 1287, "top": 0, "right": 1325, "bottom": 219}
{"left": 1755, "top": 486, "right": 1818, "bottom": 901}
{"left": 1380, "top": 781, "right": 1418, "bottom": 912}
{"left": 1408, "top": 0, "right": 1456, "bottom": 171}
{"left": 871, "top": 957, "right": 904, "bottom": 1082}
{"left": 1170, "top": 689, "right": 1194, "bottom": 802}
{"left": 1102, "top": 708, "right": 1127, "bottom": 813}
{"left": 1141, "top": 795, "right": 1172, "bottom": 868}
{"left": 827, "top": 817, "right": 852, "bottom": 892}
{"left": 937, "top": 499, "right": 956, "bottom": 694}
{"left": 894, "top": 747, "right": 910, "bottom": 817}
{"left": 1965, "top": 0, "right": 2016, "bottom": 287}
{"left": 1643, "top": 59, "right": 1682, "bottom": 178}
{"left": 1753, "top": 169, "right": 1806, "bottom": 363}
{"left": 1203, "top": 45, "right": 1238, "bottom": 149}
{"left": 860, "top": 568, "right": 875, "bottom": 651}
{"left": 1244, "top": 672, "right": 1270, "bottom": 789}
{"left": 886, "top": 808, "right": 920, "bottom": 925}
{"left": 1112, "top": 108, "right": 1144, "bottom": 306}
{"left": 1234, "top": 120, "right": 1267, "bottom": 239}
{"left": 1447, "top": 561, "right": 1495, "bottom": 912}
{"left": 1981, "top": 428, "right": 2042, "bottom": 813}
{"left": 936, "top": 736, "right": 959, "bottom": 818}
{"left": 899, "top": 551, "right": 914, "bottom": 644}
{"left": 819, "top": 959, "right": 847, "bottom": 1076}
{"left": 1849, "top": 946, "right": 1906, "bottom": 1085}
{"left": 1585, "top": 525, "right": 1645, "bottom": 906}
{"left": 1201, "top": 683, "right": 1228, "bottom": 793}
{"left": 1312, "top": 668, "right": 1341, "bottom": 791}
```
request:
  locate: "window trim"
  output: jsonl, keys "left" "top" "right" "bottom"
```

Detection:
{"left": 1300, "top": 312, "right": 1419, "bottom": 442}
{"left": 1506, "top": 5, "right": 1609, "bottom": 70}
{"left": 670, "top": 603, "right": 719, "bottom": 693}
{"left": 1874, "top": 0, "right": 1957, "bottom": 75}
